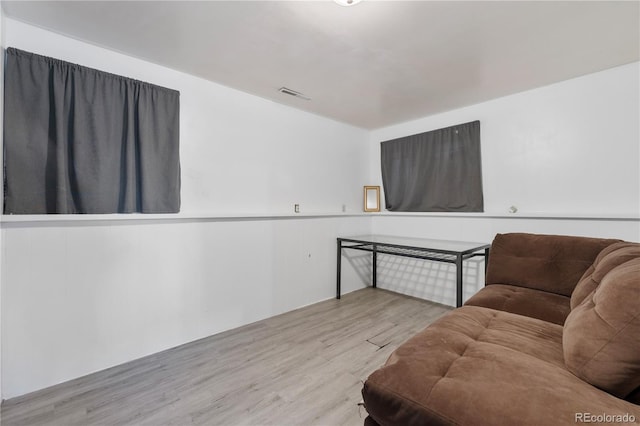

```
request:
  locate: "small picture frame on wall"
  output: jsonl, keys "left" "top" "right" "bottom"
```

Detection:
{"left": 364, "top": 186, "right": 380, "bottom": 212}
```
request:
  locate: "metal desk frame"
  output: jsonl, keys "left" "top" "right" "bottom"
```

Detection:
{"left": 336, "top": 236, "right": 490, "bottom": 307}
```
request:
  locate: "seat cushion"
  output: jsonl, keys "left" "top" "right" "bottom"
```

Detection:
{"left": 464, "top": 284, "right": 571, "bottom": 325}
{"left": 564, "top": 258, "right": 640, "bottom": 399}
{"left": 363, "top": 306, "right": 640, "bottom": 426}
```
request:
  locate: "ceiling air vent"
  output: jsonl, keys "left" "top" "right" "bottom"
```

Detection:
{"left": 278, "top": 87, "right": 311, "bottom": 101}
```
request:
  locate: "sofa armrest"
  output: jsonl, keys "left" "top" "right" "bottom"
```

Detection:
{"left": 485, "top": 233, "right": 620, "bottom": 297}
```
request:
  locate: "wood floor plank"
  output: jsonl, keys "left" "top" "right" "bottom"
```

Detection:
{"left": 1, "top": 288, "right": 450, "bottom": 426}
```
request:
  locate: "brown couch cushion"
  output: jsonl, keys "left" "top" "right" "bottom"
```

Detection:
{"left": 486, "top": 233, "right": 620, "bottom": 296}
{"left": 571, "top": 242, "right": 640, "bottom": 309}
{"left": 564, "top": 258, "right": 640, "bottom": 399}
{"left": 362, "top": 306, "right": 640, "bottom": 426}
{"left": 464, "top": 284, "right": 570, "bottom": 325}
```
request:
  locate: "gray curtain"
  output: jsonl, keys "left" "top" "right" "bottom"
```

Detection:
{"left": 3, "top": 48, "right": 180, "bottom": 214}
{"left": 381, "top": 120, "right": 483, "bottom": 212}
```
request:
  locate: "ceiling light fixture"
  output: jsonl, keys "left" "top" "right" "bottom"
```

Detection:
{"left": 333, "top": 0, "right": 363, "bottom": 6}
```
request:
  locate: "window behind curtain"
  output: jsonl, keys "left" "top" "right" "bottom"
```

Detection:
{"left": 3, "top": 47, "right": 181, "bottom": 214}
{"left": 380, "top": 120, "right": 483, "bottom": 212}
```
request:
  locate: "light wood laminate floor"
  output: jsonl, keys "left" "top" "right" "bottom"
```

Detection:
{"left": 1, "top": 288, "right": 451, "bottom": 426}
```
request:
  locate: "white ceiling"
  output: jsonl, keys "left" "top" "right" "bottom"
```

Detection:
{"left": 2, "top": 1, "right": 639, "bottom": 129}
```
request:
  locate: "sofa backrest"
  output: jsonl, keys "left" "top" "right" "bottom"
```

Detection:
{"left": 485, "top": 233, "right": 621, "bottom": 297}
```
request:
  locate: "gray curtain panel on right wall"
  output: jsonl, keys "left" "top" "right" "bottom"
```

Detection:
{"left": 380, "top": 120, "right": 483, "bottom": 212}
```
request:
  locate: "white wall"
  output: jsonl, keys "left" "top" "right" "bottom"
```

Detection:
{"left": 370, "top": 62, "right": 640, "bottom": 217}
{"left": 368, "top": 63, "right": 640, "bottom": 305}
{"left": 2, "top": 217, "right": 370, "bottom": 398}
{"left": 0, "top": 19, "right": 371, "bottom": 398}
{"left": 0, "top": 5, "right": 5, "bottom": 402}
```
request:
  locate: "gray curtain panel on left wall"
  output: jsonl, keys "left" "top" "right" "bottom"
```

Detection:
{"left": 3, "top": 47, "right": 181, "bottom": 214}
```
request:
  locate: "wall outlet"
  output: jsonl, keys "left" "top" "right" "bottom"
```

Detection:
{"left": 294, "top": 204, "right": 300, "bottom": 213}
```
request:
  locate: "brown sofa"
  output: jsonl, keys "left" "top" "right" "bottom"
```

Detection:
{"left": 362, "top": 233, "right": 640, "bottom": 426}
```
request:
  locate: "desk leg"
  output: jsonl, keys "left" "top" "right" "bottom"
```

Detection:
{"left": 336, "top": 239, "right": 342, "bottom": 299}
{"left": 484, "top": 247, "right": 490, "bottom": 278}
{"left": 456, "top": 254, "right": 463, "bottom": 308}
{"left": 372, "top": 244, "right": 378, "bottom": 289}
